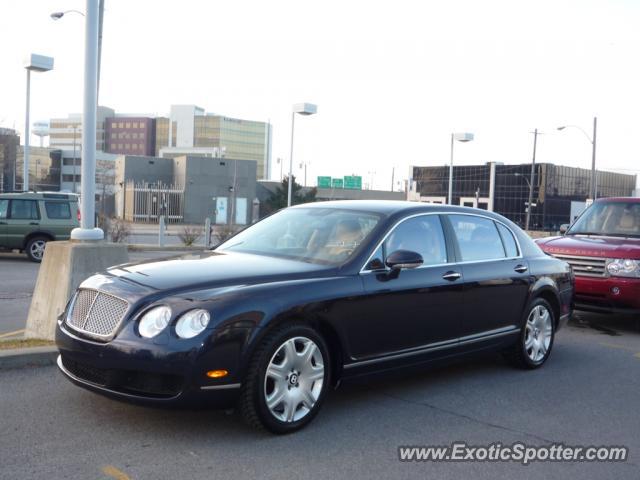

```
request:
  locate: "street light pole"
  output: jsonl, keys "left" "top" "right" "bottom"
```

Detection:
{"left": 22, "top": 54, "right": 54, "bottom": 191}
{"left": 526, "top": 129, "right": 539, "bottom": 231}
{"left": 287, "top": 112, "right": 296, "bottom": 206}
{"left": 557, "top": 117, "right": 598, "bottom": 200}
{"left": 23, "top": 69, "right": 31, "bottom": 191}
{"left": 448, "top": 132, "right": 474, "bottom": 204}
{"left": 287, "top": 103, "right": 317, "bottom": 207}
{"left": 70, "top": 0, "right": 102, "bottom": 240}
{"left": 591, "top": 116, "right": 597, "bottom": 200}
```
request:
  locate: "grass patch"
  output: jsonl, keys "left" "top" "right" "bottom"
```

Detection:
{"left": 0, "top": 338, "right": 55, "bottom": 350}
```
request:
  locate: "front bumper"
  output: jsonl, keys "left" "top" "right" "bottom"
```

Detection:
{"left": 56, "top": 319, "right": 253, "bottom": 408}
{"left": 574, "top": 275, "right": 640, "bottom": 314}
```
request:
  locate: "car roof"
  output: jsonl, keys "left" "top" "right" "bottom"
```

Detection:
{"left": 292, "top": 199, "right": 506, "bottom": 218}
{"left": 0, "top": 192, "right": 78, "bottom": 201}
{"left": 595, "top": 197, "right": 640, "bottom": 204}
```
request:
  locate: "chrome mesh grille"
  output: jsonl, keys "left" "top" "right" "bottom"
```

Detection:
{"left": 66, "top": 289, "right": 129, "bottom": 338}
{"left": 552, "top": 254, "right": 607, "bottom": 278}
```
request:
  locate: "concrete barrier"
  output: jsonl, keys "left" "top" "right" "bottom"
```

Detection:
{"left": 24, "top": 241, "right": 129, "bottom": 341}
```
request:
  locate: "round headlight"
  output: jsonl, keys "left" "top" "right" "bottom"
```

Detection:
{"left": 138, "top": 306, "right": 172, "bottom": 338}
{"left": 175, "top": 309, "right": 210, "bottom": 339}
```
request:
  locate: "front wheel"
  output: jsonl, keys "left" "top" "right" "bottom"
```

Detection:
{"left": 504, "top": 298, "right": 555, "bottom": 369}
{"left": 26, "top": 236, "right": 48, "bottom": 262}
{"left": 239, "top": 324, "right": 330, "bottom": 434}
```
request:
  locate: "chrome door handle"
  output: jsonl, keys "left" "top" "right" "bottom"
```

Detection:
{"left": 514, "top": 264, "right": 528, "bottom": 273}
{"left": 442, "top": 271, "right": 461, "bottom": 281}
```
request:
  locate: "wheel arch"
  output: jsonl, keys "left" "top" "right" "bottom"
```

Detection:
{"left": 23, "top": 230, "right": 55, "bottom": 248}
{"left": 529, "top": 280, "right": 561, "bottom": 327}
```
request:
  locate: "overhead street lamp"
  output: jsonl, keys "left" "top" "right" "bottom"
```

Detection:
{"left": 287, "top": 103, "right": 317, "bottom": 207}
{"left": 23, "top": 54, "right": 54, "bottom": 192}
{"left": 448, "top": 132, "right": 474, "bottom": 204}
{"left": 51, "top": 1, "right": 104, "bottom": 103}
{"left": 557, "top": 117, "right": 597, "bottom": 200}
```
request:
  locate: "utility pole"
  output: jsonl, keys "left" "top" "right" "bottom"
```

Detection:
{"left": 525, "top": 129, "right": 539, "bottom": 231}
{"left": 591, "top": 116, "right": 597, "bottom": 200}
{"left": 391, "top": 166, "right": 395, "bottom": 192}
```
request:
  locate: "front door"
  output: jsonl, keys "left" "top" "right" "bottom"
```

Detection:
{"left": 347, "top": 214, "right": 465, "bottom": 360}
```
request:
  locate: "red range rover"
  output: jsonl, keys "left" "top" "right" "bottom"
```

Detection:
{"left": 536, "top": 197, "right": 640, "bottom": 314}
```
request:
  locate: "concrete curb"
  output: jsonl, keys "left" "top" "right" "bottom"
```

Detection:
{"left": 0, "top": 346, "right": 58, "bottom": 370}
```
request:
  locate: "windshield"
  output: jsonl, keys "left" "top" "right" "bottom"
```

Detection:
{"left": 568, "top": 201, "right": 640, "bottom": 237}
{"left": 216, "top": 208, "right": 382, "bottom": 265}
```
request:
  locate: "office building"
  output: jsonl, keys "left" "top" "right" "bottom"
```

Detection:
{"left": 155, "top": 105, "right": 271, "bottom": 180}
{"left": 0, "top": 128, "right": 20, "bottom": 191}
{"left": 49, "top": 106, "right": 115, "bottom": 152}
{"left": 410, "top": 162, "right": 637, "bottom": 230}
{"left": 105, "top": 117, "right": 156, "bottom": 156}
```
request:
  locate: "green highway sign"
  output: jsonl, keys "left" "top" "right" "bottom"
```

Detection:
{"left": 317, "top": 176, "right": 332, "bottom": 188}
{"left": 331, "top": 178, "right": 344, "bottom": 188}
{"left": 343, "top": 175, "right": 362, "bottom": 190}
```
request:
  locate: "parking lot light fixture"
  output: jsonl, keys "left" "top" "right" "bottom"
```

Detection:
{"left": 288, "top": 103, "right": 317, "bottom": 207}
{"left": 448, "top": 132, "right": 474, "bottom": 204}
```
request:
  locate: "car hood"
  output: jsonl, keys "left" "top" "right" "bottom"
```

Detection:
{"left": 536, "top": 235, "right": 640, "bottom": 259}
{"left": 105, "top": 250, "right": 335, "bottom": 291}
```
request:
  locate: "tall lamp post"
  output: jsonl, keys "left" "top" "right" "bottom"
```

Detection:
{"left": 23, "top": 54, "right": 54, "bottom": 192}
{"left": 448, "top": 132, "right": 474, "bottom": 204}
{"left": 71, "top": 0, "right": 102, "bottom": 240}
{"left": 514, "top": 172, "right": 537, "bottom": 231}
{"left": 557, "top": 117, "right": 598, "bottom": 200}
{"left": 287, "top": 103, "right": 317, "bottom": 207}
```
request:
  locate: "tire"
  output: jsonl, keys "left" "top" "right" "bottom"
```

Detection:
{"left": 239, "top": 324, "right": 330, "bottom": 434}
{"left": 25, "top": 236, "right": 48, "bottom": 263}
{"left": 504, "top": 297, "right": 556, "bottom": 369}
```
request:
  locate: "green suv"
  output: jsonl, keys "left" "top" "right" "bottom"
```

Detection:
{"left": 0, "top": 192, "right": 80, "bottom": 262}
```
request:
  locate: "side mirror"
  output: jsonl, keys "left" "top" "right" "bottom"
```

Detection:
{"left": 559, "top": 224, "right": 570, "bottom": 235}
{"left": 385, "top": 250, "right": 423, "bottom": 270}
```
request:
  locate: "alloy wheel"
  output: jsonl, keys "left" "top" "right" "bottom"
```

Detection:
{"left": 524, "top": 304, "right": 552, "bottom": 362}
{"left": 263, "top": 336, "right": 325, "bottom": 423}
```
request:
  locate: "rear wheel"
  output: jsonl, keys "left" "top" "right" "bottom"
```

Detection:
{"left": 239, "top": 324, "right": 330, "bottom": 434}
{"left": 26, "top": 236, "right": 48, "bottom": 263}
{"left": 504, "top": 298, "right": 555, "bottom": 369}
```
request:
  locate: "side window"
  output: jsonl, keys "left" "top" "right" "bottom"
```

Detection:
{"left": 449, "top": 215, "right": 505, "bottom": 262}
{"left": 496, "top": 223, "right": 519, "bottom": 257}
{"left": 384, "top": 215, "right": 448, "bottom": 266}
{"left": 44, "top": 202, "right": 71, "bottom": 220}
{"left": 9, "top": 200, "right": 40, "bottom": 220}
{"left": 0, "top": 200, "right": 8, "bottom": 219}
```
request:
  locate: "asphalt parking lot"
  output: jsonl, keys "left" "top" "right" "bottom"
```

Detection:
{"left": 1, "top": 312, "right": 639, "bottom": 479}
{"left": 1, "top": 250, "right": 640, "bottom": 479}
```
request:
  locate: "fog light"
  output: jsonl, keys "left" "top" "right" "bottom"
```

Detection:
{"left": 611, "top": 287, "right": 620, "bottom": 295}
{"left": 207, "top": 369, "right": 229, "bottom": 378}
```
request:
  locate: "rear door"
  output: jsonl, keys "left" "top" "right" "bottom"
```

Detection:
{"left": 445, "top": 214, "right": 531, "bottom": 338}
{"left": 5, "top": 199, "right": 41, "bottom": 248}
{"left": 43, "top": 200, "right": 75, "bottom": 240}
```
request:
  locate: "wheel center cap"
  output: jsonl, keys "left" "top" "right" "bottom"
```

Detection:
{"left": 289, "top": 373, "right": 298, "bottom": 385}
{"left": 534, "top": 328, "right": 540, "bottom": 338}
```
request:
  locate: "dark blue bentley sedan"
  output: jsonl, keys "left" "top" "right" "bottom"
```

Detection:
{"left": 56, "top": 201, "right": 574, "bottom": 433}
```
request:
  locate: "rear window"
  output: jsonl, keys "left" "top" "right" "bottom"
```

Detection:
{"left": 449, "top": 214, "right": 505, "bottom": 262}
{"left": 44, "top": 202, "right": 71, "bottom": 219}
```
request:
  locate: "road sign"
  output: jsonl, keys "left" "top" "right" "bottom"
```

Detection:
{"left": 343, "top": 175, "right": 362, "bottom": 190}
{"left": 332, "top": 178, "right": 344, "bottom": 188}
{"left": 317, "top": 176, "right": 332, "bottom": 188}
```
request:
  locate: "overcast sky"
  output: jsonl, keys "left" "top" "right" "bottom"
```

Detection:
{"left": 1, "top": 0, "right": 639, "bottom": 189}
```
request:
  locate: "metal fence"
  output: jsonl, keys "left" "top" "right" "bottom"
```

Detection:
{"left": 124, "top": 180, "right": 184, "bottom": 224}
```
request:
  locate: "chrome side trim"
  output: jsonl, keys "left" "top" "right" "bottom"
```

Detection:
{"left": 200, "top": 383, "right": 241, "bottom": 390}
{"left": 343, "top": 326, "right": 519, "bottom": 370}
{"left": 359, "top": 211, "right": 523, "bottom": 273}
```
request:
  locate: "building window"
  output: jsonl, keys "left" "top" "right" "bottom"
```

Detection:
{"left": 111, "top": 121, "right": 117, "bottom": 128}
{"left": 118, "top": 122, "right": 124, "bottom": 128}
{"left": 132, "top": 133, "right": 138, "bottom": 139}
{"left": 126, "top": 122, "right": 131, "bottom": 129}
